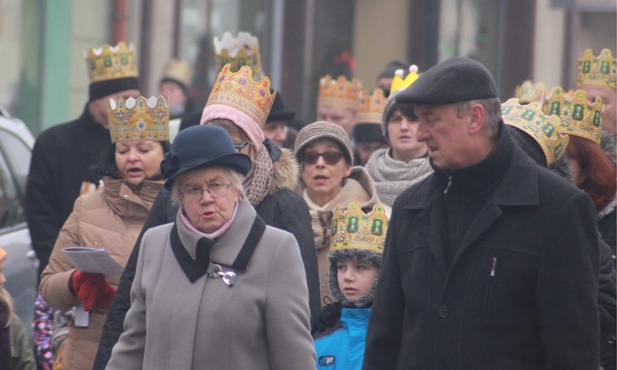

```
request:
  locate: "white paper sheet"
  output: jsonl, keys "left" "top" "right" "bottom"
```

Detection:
{"left": 62, "top": 246, "right": 124, "bottom": 277}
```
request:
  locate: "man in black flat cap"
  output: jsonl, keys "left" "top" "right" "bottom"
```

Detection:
{"left": 363, "top": 58, "right": 600, "bottom": 369}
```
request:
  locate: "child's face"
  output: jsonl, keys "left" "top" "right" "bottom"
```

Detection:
{"left": 0, "top": 258, "right": 5, "bottom": 291}
{"left": 337, "top": 260, "right": 379, "bottom": 304}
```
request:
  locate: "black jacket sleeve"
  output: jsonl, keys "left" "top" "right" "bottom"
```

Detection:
{"left": 92, "top": 189, "right": 177, "bottom": 370}
{"left": 256, "top": 189, "right": 321, "bottom": 317}
{"left": 598, "top": 236, "right": 617, "bottom": 368}
{"left": 26, "top": 133, "right": 63, "bottom": 275}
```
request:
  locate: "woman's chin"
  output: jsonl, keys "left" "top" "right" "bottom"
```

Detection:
{"left": 125, "top": 176, "right": 146, "bottom": 187}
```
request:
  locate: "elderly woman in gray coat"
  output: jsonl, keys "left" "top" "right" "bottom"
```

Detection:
{"left": 106, "top": 124, "right": 316, "bottom": 370}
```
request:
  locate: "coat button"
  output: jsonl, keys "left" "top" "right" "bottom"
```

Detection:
{"left": 438, "top": 306, "right": 448, "bottom": 318}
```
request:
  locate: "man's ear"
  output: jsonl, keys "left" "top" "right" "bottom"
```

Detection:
{"left": 467, "top": 103, "right": 486, "bottom": 134}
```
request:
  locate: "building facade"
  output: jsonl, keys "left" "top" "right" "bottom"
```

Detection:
{"left": 0, "top": 0, "right": 614, "bottom": 135}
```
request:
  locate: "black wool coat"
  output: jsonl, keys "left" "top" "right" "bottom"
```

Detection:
{"left": 363, "top": 129, "right": 600, "bottom": 370}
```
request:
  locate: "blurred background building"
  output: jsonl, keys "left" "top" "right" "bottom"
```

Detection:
{"left": 0, "top": 0, "right": 615, "bottom": 135}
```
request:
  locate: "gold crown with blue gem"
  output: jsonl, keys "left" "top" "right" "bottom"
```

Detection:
{"left": 330, "top": 202, "right": 388, "bottom": 260}
{"left": 213, "top": 31, "right": 262, "bottom": 78}
{"left": 577, "top": 48, "right": 616, "bottom": 89}
{"left": 108, "top": 96, "right": 170, "bottom": 143}
{"left": 502, "top": 98, "right": 569, "bottom": 166}
{"left": 542, "top": 87, "right": 603, "bottom": 144}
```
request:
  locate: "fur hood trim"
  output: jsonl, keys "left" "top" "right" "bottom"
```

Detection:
{"left": 269, "top": 148, "right": 299, "bottom": 195}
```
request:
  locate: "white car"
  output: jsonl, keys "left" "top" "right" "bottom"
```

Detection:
{"left": 0, "top": 106, "right": 37, "bottom": 341}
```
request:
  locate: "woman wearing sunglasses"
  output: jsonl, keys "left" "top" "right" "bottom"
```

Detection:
{"left": 294, "top": 120, "right": 378, "bottom": 306}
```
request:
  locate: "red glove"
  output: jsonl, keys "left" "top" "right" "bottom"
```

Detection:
{"left": 71, "top": 271, "right": 116, "bottom": 311}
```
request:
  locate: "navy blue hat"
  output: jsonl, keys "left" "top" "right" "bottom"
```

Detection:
{"left": 160, "top": 125, "right": 251, "bottom": 190}
{"left": 396, "top": 57, "right": 498, "bottom": 105}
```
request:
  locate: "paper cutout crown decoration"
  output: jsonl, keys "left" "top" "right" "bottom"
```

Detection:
{"left": 162, "top": 59, "right": 192, "bottom": 87}
{"left": 577, "top": 48, "right": 616, "bottom": 89}
{"left": 502, "top": 98, "right": 569, "bottom": 166}
{"left": 542, "top": 87, "right": 603, "bottom": 145}
{"left": 330, "top": 202, "right": 388, "bottom": 254}
{"left": 205, "top": 64, "right": 276, "bottom": 129}
{"left": 513, "top": 80, "right": 546, "bottom": 104}
{"left": 108, "top": 96, "right": 170, "bottom": 143}
{"left": 356, "top": 89, "right": 387, "bottom": 125}
{"left": 318, "top": 75, "right": 362, "bottom": 112}
{"left": 86, "top": 42, "right": 138, "bottom": 83}
{"left": 214, "top": 32, "right": 262, "bottom": 78}
{"left": 390, "top": 65, "right": 420, "bottom": 95}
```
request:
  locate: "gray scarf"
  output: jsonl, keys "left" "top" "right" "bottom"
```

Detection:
{"left": 364, "top": 148, "right": 433, "bottom": 207}
{"left": 243, "top": 146, "right": 273, "bottom": 207}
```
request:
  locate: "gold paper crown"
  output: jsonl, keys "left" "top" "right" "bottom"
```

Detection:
{"left": 108, "top": 96, "right": 170, "bottom": 143}
{"left": 214, "top": 32, "right": 262, "bottom": 77}
{"left": 542, "top": 87, "right": 603, "bottom": 144}
{"left": 86, "top": 42, "right": 137, "bottom": 83}
{"left": 390, "top": 65, "right": 420, "bottom": 95}
{"left": 502, "top": 98, "right": 569, "bottom": 166}
{"left": 577, "top": 48, "right": 617, "bottom": 89}
{"left": 162, "top": 59, "right": 192, "bottom": 87}
{"left": 356, "top": 89, "right": 387, "bottom": 124}
{"left": 206, "top": 64, "right": 276, "bottom": 128}
{"left": 318, "top": 75, "right": 362, "bottom": 112}
{"left": 330, "top": 202, "right": 388, "bottom": 254}
{"left": 513, "top": 80, "right": 546, "bottom": 104}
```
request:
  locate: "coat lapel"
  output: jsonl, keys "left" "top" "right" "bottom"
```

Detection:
{"left": 407, "top": 176, "right": 448, "bottom": 275}
{"left": 452, "top": 147, "right": 541, "bottom": 266}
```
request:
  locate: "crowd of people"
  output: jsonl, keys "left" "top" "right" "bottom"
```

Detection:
{"left": 0, "top": 31, "right": 613, "bottom": 370}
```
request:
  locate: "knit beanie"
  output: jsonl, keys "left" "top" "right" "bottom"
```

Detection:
{"left": 89, "top": 77, "right": 140, "bottom": 102}
{"left": 380, "top": 93, "right": 398, "bottom": 143}
{"left": 328, "top": 202, "right": 387, "bottom": 308}
{"left": 380, "top": 89, "right": 418, "bottom": 144}
{"left": 294, "top": 121, "right": 353, "bottom": 164}
{"left": 353, "top": 124, "right": 388, "bottom": 145}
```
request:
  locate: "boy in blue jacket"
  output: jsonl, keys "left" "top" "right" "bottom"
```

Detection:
{"left": 312, "top": 202, "right": 387, "bottom": 369}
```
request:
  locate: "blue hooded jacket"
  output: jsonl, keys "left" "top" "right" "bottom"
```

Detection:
{"left": 314, "top": 307, "right": 371, "bottom": 369}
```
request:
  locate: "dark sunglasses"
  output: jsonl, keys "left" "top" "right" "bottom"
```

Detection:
{"left": 301, "top": 151, "right": 344, "bottom": 165}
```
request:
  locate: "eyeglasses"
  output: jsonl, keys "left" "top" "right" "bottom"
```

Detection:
{"left": 234, "top": 141, "right": 249, "bottom": 152}
{"left": 301, "top": 151, "right": 344, "bottom": 165}
{"left": 180, "top": 183, "right": 232, "bottom": 200}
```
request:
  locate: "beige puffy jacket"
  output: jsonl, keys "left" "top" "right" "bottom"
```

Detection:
{"left": 39, "top": 178, "right": 163, "bottom": 370}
